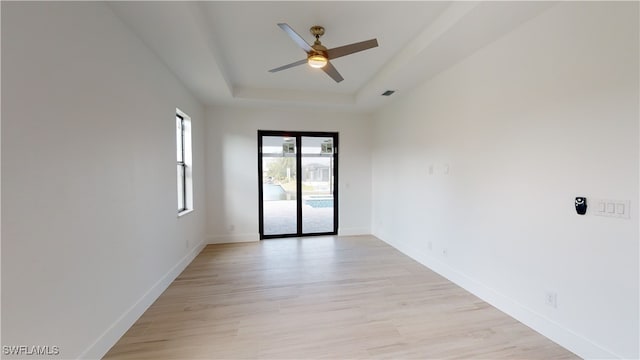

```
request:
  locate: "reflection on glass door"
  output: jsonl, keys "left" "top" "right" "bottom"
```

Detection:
{"left": 260, "top": 136, "right": 297, "bottom": 236}
{"left": 258, "top": 131, "right": 338, "bottom": 239}
{"left": 301, "top": 136, "right": 335, "bottom": 234}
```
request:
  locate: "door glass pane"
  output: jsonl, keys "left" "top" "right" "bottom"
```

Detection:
{"left": 301, "top": 136, "right": 334, "bottom": 233}
{"left": 262, "top": 136, "right": 297, "bottom": 236}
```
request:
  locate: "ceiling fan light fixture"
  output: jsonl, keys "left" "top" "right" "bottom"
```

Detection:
{"left": 307, "top": 53, "right": 328, "bottom": 68}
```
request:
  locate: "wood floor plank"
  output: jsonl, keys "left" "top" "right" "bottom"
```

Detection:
{"left": 104, "top": 235, "right": 577, "bottom": 359}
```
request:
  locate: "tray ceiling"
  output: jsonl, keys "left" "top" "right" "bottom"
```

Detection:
{"left": 109, "top": 1, "right": 553, "bottom": 112}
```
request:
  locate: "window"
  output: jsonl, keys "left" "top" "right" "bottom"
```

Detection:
{"left": 176, "top": 109, "right": 193, "bottom": 215}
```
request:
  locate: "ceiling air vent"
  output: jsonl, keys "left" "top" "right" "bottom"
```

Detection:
{"left": 381, "top": 90, "right": 396, "bottom": 96}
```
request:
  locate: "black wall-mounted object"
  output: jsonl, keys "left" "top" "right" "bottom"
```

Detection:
{"left": 575, "top": 197, "right": 587, "bottom": 215}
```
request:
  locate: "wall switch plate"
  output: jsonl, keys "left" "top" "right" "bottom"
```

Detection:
{"left": 606, "top": 203, "right": 615, "bottom": 213}
{"left": 593, "top": 198, "right": 631, "bottom": 219}
{"left": 598, "top": 202, "right": 606, "bottom": 212}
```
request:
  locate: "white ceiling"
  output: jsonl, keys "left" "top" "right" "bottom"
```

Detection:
{"left": 108, "top": 1, "right": 554, "bottom": 113}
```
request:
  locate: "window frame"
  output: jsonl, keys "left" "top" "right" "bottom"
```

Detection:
{"left": 176, "top": 108, "right": 193, "bottom": 217}
{"left": 177, "top": 114, "right": 187, "bottom": 213}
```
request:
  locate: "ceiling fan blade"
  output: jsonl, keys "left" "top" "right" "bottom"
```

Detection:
{"left": 278, "top": 23, "right": 313, "bottom": 53}
{"left": 326, "top": 39, "right": 378, "bottom": 60}
{"left": 322, "top": 61, "right": 344, "bottom": 83}
{"left": 269, "top": 59, "right": 308, "bottom": 73}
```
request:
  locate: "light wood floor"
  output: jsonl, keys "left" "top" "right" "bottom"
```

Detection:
{"left": 104, "top": 235, "right": 577, "bottom": 359}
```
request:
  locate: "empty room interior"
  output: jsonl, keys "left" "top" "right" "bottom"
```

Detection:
{"left": 2, "top": 1, "right": 639, "bottom": 359}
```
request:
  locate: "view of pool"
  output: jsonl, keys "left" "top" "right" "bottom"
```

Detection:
{"left": 262, "top": 183, "right": 288, "bottom": 201}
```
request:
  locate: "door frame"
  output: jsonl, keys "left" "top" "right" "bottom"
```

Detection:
{"left": 258, "top": 130, "right": 339, "bottom": 240}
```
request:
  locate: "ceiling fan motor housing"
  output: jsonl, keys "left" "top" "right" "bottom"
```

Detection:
{"left": 311, "top": 44, "right": 327, "bottom": 56}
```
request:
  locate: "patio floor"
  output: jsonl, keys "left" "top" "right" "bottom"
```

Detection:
{"left": 263, "top": 200, "right": 334, "bottom": 235}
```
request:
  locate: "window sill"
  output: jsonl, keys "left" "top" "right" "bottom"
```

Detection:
{"left": 178, "top": 209, "right": 194, "bottom": 218}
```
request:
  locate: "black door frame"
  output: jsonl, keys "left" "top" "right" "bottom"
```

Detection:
{"left": 258, "top": 130, "right": 339, "bottom": 240}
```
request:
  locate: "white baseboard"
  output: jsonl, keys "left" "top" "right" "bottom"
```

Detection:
{"left": 208, "top": 230, "right": 370, "bottom": 243}
{"left": 208, "top": 233, "right": 259, "bottom": 244}
{"left": 373, "top": 234, "right": 619, "bottom": 360}
{"left": 338, "top": 227, "right": 371, "bottom": 236}
{"left": 78, "top": 240, "right": 207, "bottom": 359}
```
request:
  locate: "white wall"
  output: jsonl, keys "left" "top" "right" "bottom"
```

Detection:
{"left": 371, "top": 2, "right": 638, "bottom": 359}
{"left": 2, "top": 3, "right": 206, "bottom": 359}
{"left": 205, "top": 105, "right": 371, "bottom": 243}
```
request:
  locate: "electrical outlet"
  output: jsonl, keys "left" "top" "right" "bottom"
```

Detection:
{"left": 427, "top": 241, "right": 433, "bottom": 251}
{"left": 545, "top": 291, "right": 557, "bottom": 308}
{"left": 442, "top": 248, "right": 448, "bottom": 257}
{"left": 229, "top": 224, "right": 235, "bottom": 232}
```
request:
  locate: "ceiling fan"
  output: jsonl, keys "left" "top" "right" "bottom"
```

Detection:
{"left": 268, "top": 23, "right": 378, "bottom": 83}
